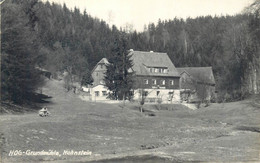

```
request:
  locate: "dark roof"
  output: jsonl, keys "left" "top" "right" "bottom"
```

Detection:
{"left": 176, "top": 67, "right": 215, "bottom": 85}
{"left": 129, "top": 51, "right": 180, "bottom": 77}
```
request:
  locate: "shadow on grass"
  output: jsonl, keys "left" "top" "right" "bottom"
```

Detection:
{"left": 236, "top": 126, "right": 260, "bottom": 133}
{"left": 26, "top": 93, "right": 52, "bottom": 103}
{"left": 1, "top": 93, "right": 52, "bottom": 114}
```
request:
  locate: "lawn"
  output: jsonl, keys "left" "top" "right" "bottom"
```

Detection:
{"left": 0, "top": 79, "right": 259, "bottom": 163}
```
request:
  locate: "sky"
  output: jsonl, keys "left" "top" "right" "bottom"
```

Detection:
{"left": 41, "top": 0, "right": 253, "bottom": 32}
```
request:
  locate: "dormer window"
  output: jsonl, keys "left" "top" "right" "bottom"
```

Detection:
{"left": 144, "top": 79, "right": 149, "bottom": 84}
{"left": 148, "top": 67, "right": 168, "bottom": 74}
{"left": 149, "top": 68, "right": 154, "bottom": 73}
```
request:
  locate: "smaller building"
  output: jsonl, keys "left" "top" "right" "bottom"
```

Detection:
{"left": 82, "top": 58, "right": 109, "bottom": 101}
{"left": 176, "top": 67, "right": 216, "bottom": 102}
{"left": 91, "top": 58, "right": 109, "bottom": 86}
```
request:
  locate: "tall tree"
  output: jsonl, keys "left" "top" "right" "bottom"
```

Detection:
{"left": 81, "top": 70, "right": 93, "bottom": 87}
{"left": 104, "top": 33, "right": 134, "bottom": 101}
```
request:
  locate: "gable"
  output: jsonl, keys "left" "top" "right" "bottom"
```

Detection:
{"left": 91, "top": 58, "right": 108, "bottom": 74}
{"left": 180, "top": 70, "right": 191, "bottom": 77}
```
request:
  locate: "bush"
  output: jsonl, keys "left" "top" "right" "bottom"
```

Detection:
{"left": 157, "top": 98, "right": 162, "bottom": 104}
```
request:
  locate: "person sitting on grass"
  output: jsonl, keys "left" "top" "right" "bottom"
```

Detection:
{"left": 39, "top": 107, "right": 50, "bottom": 117}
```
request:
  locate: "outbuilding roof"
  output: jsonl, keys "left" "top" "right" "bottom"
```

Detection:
{"left": 176, "top": 67, "right": 215, "bottom": 85}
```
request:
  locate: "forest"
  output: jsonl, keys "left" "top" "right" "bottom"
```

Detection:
{"left": 1, "top": 0, "right": 260, "bottom": 104}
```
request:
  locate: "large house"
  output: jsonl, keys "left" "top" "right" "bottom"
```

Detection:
{"left": 129, "top": 50, "right": 181, "bottom": 103}
{"left": 82, "top": 50, "right": 216, "bottom": 104}
{"left": 176, "top": 67, "right": 216, "bottom": 102}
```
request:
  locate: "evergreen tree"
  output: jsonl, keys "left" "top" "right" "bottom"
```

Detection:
{"left": 104, "top": 33, "right": 134, "bottom": 100}
{"left": 1, "top": 0, "right": 43, "bottom": 103}
{"left": 81, "top": 70, "right": 93, "bottom": 86}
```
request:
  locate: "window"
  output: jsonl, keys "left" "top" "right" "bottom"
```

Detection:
{"left": 102, "top": 91, "right": 107, "bottom": 96}
{"left": 96, "top": 72, "right": 98, "bottom": 76}
{"left": 152, "top": 79, "right": 157, "bottom": 85}
{"left": 161, "top": 80, "right": 165, "bottom": 85}
{"left": 100, "top": 64, "right": 103, "bottom": 69}
{"left": 129, "top": 91, "right": 134, "bottom": 96}
{"left": 144, "top": 79, "right": 149, "bottom": 84}
{"left": 156, "top": 91, "right": 160, "bottom": 96}
{"left": 170, "top": 80, "right": 174, "bottom": 85}
{"left": 140, "top": 90, "right": 148, "bottom": 96}
{"left": 149, "top": 67, "right": 168, "bottom": 73}
{"left": 95, "top": 91, "right": 100, "bottom": 96}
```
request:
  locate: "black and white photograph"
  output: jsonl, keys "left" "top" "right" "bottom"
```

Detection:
{"left": 1, "top": 0, "right": 260, "bottom": 162}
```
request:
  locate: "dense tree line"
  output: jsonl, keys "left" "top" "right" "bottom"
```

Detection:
{"left": 1, "top": 0, "right": 259, "bottom": 104}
